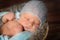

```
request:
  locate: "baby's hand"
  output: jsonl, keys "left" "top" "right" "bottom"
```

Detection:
{"left": 1, "top": 20, "right": 23, "bottom": 37}
{"left": 2, "top": 12, "right": 15, "bottom": 23}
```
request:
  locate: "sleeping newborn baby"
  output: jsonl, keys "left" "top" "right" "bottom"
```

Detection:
{"left": 0, "top": 12, "right": 40, "bottom": 40}
{"left": 0, "top": 13, "right": 33, "bottom": 40}
{"left": 1, "top": 11, "right": 40, "bottom": 36}
{"left": 0, "top": 1, "right": 47, "bottom": 40}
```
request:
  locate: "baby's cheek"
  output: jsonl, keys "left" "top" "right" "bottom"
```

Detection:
{"left": 21, "top": 21, "right": 32, "bottom": 28}
{"left": 30, "top": 25, "right": 39, "bottom": 32}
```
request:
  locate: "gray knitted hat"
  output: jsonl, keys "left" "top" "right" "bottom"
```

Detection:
{"left": 16, "top": 1, "right": 47, "bottom": 27}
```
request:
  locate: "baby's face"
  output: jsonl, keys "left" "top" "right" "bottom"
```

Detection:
{"left": 19, "top": 13, "right": 40, "bottom": 32}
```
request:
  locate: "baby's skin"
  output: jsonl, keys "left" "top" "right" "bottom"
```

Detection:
{"left": 18, "top": 13, "right": 40, "bottom": 32}
{"left": 2, "top": 12, "right": 15, "bottom": 23}
{"left": 1, "top": 12, "right": 40, "bottom": 37}
{"left": 1, "top": 20, "right": 23, "bottom": 37}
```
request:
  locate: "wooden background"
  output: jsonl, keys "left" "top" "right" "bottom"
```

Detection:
{"left": 0, "top": 0, "right": 60, "bottom": 40}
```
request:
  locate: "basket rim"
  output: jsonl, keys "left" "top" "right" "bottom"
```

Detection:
{"left": 43, "top": 22, "right": 49, "bottom": 40}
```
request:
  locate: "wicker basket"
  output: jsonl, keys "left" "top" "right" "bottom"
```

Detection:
{"left": 43, "top": 22, "right": 49, "bottom": 40}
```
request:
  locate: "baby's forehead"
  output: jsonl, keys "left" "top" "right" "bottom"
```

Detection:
{"left": 20, "top": 13, "right": 40, "bottom": 23}
{"left": 21, "top": 13, "right": 39, "bottom": 20}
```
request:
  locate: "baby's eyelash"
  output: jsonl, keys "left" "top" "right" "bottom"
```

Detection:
{"left": 26, "top": 18, "right": 30, "bottom": 20}
{"left": 24, "top": 17, "right": 30, "bottom": 20}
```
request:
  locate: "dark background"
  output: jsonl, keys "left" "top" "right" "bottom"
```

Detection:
{"left": 0, "top": 0, "right": 60, "bottom": 40}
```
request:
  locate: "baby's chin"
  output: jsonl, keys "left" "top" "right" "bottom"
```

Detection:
{"left": 23, "top": 27, "right": 31, "bottom": 32}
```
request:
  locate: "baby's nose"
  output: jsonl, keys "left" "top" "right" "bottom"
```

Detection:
{"left": 24, "top": 23, "right": 32, "bottom": 27}
{"left": 29, "top": 19, "right": 34, "bottom": 24}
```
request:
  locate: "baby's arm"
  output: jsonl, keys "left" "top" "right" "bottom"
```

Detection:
{"left": 1, "top": 20, "right": 23, "bottom": 37}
